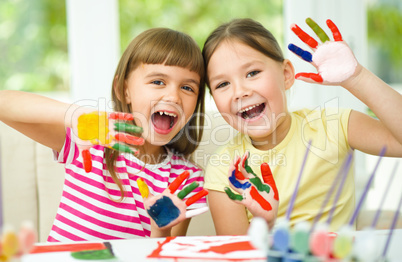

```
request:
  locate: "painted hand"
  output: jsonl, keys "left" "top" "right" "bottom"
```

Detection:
{"left": 288, "top": 18, "right": 359, "bottom": 84}
{"left": 225, "top": 152, "right": 279, "bottom": 229}
{"left": 72, "top": 111, "right": 144, "bottom": 173}
{"left": 137, "top": 171, "right": 209, "bottom": 229}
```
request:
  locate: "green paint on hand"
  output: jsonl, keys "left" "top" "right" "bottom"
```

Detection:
{"left": 244, "top": 156, "right": 257, "bottom": 177}
{"left": 114, "top": 122, "right": 143, "bottom": 134}
{"left": 112, "top": 143, "right": 134, "bottom": 154}
{"left": 249, "top": 177, "right": 271, "bottom": 194}
{"left": 224, "top": 187, "right": 243, "bottom": 201}
{"left": 177, "top": 182, "right": 199, "bottom": 199}
{"left": 306, "top": 18, "right": 330, "bottom": 43}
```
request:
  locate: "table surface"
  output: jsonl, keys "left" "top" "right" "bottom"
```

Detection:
{"left": 22, "top": 229, "right": 402, "bottom": 262}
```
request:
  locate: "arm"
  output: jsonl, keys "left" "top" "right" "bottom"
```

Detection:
{"left": 289, "top": 18, "right": 402, "bottom": 156}
{"left": 344, "top": 68, "right": 402, "bottom": 156}
{"left": 171, "top": 218, "right": 191, "bottom": 236}
{"left": 208, "top": 190, "right": 249, "bottom": 235}
{"left": 0, "top": 90, "right": 74, "bottom": 152}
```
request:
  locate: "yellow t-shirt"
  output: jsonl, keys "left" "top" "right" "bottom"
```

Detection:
{"left": 204, "top": 108, "right": 354, "bottom": 231}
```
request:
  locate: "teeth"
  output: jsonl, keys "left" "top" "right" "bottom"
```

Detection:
{"left": 157, "top": 111, "right": 177, "bottom": 117}
{"left": 238, "top": 103, "right": 261, "bottom": 114}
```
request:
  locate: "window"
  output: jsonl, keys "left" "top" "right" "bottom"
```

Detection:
{"left": 0, "top": 0, "right": 68, "bottom": 94}
{"left": 367, "top": 0, "right": 402, "bottom": 88}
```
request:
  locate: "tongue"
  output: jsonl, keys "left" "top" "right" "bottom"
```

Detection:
{"left": 152, "top": 114, "right": 172, "bottom": 130}
{"left": 243, "top": 104, "right": 264, "bottom": 119}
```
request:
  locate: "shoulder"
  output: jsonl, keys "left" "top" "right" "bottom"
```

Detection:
{"left": 206, "top": 133, "right": 247, "bottom": 168}
{"left": 292, "top": 108, "right": 352, "bottom": 130}
{"left": 291, "top": 108, "right": 352, "bottom": 153}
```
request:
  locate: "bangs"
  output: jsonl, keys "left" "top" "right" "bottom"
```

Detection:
{"left": 130, "top": 29, "right": 204, "bottom": 79}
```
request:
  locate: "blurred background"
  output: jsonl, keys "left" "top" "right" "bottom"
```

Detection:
{"left": 0, "top": 0, "right": 401, "bottom": 95}
{"left": 0, "top": 0, "right": 401, "bottom": 215}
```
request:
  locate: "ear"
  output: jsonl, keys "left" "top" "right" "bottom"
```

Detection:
{"left": 113, "top": 76, "right": 131, "bottom": 104}
{"left": 283, "top": 59, "right": 295, "bottom": 90}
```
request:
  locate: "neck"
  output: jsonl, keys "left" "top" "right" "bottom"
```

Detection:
{"left": 136, "top": 142, "right": 167, "bottom": 165}
{"left": 250, "top": 113, "right": 292, "bottom": 151}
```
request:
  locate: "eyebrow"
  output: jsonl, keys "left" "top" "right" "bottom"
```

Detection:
{"left": 145, "top": 72, "right": 200, "bottom": 87}
{"left": 209, "top": 60, "right": 264, "bottom": 83}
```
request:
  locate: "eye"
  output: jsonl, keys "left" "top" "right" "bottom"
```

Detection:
{"left": 246, "top": 70, "right": 260, "bottom": 78}
{"left": 215, "top": 81, "right": 229, "bottom": 90}
{"left": 151, "top": 80, "right": 165, "bottom": 86}
{"left": 182, "top": 85, "right": 194, "bottom": 92}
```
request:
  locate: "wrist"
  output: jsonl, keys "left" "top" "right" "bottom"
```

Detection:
{"left": 341, "top": 64, "right": 365, "bottom": 92}
{"left": 150, "top": 220, "right": 172, "bottom": 238}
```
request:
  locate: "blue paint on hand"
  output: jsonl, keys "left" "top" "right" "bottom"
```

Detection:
{"left": 147, "top": 196, "right": 180, "bottom": 227}
{"left": 288, "top": 44, "right": 313, "bottom": 62}
{"left": 229, "top": 170, "right": 251, "bottom": 189}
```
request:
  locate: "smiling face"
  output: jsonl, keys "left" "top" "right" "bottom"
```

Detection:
{"left": 207, "top": 40, "right": 295, "bottom": 148}
{"left": 124, "top": 63, "right": 200, "bottom": 150}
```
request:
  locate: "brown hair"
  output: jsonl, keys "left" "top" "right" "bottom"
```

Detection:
{"left": 106, "top": 28, "right": 205, "bottom": 201}
{"left": 202, "top": 18, "right": 284, "bottom": 88}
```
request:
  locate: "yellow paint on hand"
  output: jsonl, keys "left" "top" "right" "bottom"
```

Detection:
{"left": 137, "top": 178, "right": 149, "bottom": 198}
{"left": 77, "top": 111, "right": 111, "bottom": 145}
{"left": 1, "top": 230, "right": 19, "bottom": 258}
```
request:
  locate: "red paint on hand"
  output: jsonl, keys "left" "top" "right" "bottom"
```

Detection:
{"left": 233, "top": 157, "right": 246, "bottom": 180}
{"left": 261, "top": 163, "right": 279, "bottom": 201}
{"left": 326, "top": 19, "right": 343, "bottom": 41}
{"left": 114, "top": 133, "right": 144, "bottom": 146}
{"left": 109, "top": 112, "right": 134, "bottom": 121}
{"left": 295, "top": 73, "right": 323, "bottom": 83}
{"left": 169, "top": 171, "right": 190, "bottom": 194}
{"left": 82, "top": 149, "right": 92, "bottom": 173}
{"left": 250, "top": 187, "right": 272, "bottom": 211}
{"left": 291, "top": 24, "right": 318, "bottom": 49}
{"left": 185, "top": 189, "right": 208, "bottom": 206}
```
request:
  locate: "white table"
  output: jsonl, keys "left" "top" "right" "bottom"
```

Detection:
{"left": 22, "top": 229, "right": 402, "bottom": 262}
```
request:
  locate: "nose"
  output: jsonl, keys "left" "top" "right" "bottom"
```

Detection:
{"left": 233, "top": 82, "right": 252, "bottom": 101}
{"left": 163, "top": 86, "right": 181, "bottom": 104}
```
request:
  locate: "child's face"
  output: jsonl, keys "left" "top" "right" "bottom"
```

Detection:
{"left": 207, "top": 40, "right": 294, "bottom": 143}
{"left": 124, "top": 63, "right": 200, "bottom": 146}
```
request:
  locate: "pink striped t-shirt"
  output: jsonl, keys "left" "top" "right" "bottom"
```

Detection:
{"left": 48, "top": 128, "right": 206, "bottom": 242}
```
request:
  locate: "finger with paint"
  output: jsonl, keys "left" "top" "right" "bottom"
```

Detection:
{"left": 288, "top": 17, "right": 358, "bottom": 84}
{"left": 225, "top": 152, "right": 279, "bottom": 229}
{"left": 75, "top": 111, "right": 144, "bottom": 173}
{"left": 1, "top": 228, "right": 20, "bottom": 260}
{"left": 137, "top": 172, "right": 208, "bottom": 230}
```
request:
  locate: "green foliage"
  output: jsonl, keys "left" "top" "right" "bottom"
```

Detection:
{"left": 5, "top": 1, "right": 401, "bottom": 92}
{"left": 368, "top": 4, "right": 402, "bottom": 67}
{"left": 0, "top": 0, "right": 68, "bottom": 92}
{"left": 118, "top": 0, "right": 283, "bottom": 52}
{"left": 0, "top": 0, "right": 282, "bottom": 93}
{"left": 367, "top": 4, "right": 402, "bottom": 83}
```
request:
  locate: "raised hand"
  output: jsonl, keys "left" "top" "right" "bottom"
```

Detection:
{"left": 288, "top": 17, "right": 360, "bottom": 85}
{"left": 224, "top": 152, "right": 279, "bottom": 229}
{"left": 72, "top": 111, "right": 144, "bottom": 172}
{"left": 137, "top": 171, "right": 209, "bottom": 230}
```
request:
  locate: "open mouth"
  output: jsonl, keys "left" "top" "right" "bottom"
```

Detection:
{"left": 151, "top": 111, "right": 178, "bottom": 134}
{"left": 237, "top": 103, "right": 266, "bottom": 120}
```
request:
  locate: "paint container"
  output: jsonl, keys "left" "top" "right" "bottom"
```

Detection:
{"left": 352, "top": 227, "right": 378, "bottom": 261}
{"left": 248, "top": 217, "right": 269, "bottom": 256}
{"left": 283, "top": 252, "right": 304, "bottom": 262}
{"left": 309, "top": 224, "right": 331, "bottom": 257}
{"left": 272, "top": 219, "right": 290, "bottom": 253}
{"left": 267, "top": 249, "right": 283, "bottom": 262}
{"left": 291, "top": 221, "right": 311, "bottom": 255}
{"left": 332, "top": 224, "right": 353, "bottom": 259}
{"left": 302, "top": 255, "right": 322, "bottom": 262}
